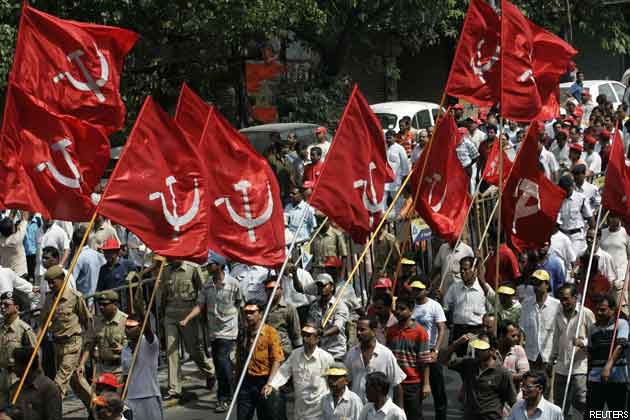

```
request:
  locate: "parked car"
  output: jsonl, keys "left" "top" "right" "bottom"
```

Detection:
{"left": 239, "top": 122, "right": 322, "bottom": 154}
{"left": 370, "top": 101, "right": 442, "bottom": 132}
{"left": 560, "top": 80, "right": 627, "bottom": 109}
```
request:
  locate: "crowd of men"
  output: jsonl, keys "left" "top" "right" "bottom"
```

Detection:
{"left": 0, "top": 71, "right": 628, "bottom": 420}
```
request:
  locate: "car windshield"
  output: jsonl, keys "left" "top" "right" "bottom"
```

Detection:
{"left": 375, "top": 113, "right": 398, "bottom": 130}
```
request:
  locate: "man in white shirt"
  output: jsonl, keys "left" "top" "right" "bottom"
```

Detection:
{"left": 551, "top": 283, "right": 594, "bottom": 419}
{"left": 519, "top": 269, "right": 561, "bottom": 392}
{"left": 0, "top": 266, "right": 34, "bottom": 304}
{"left": 231, "top": 263, "right": 270, "bottom": 303}
{"left": 583, "top": 135, "right": 602, "bottom": 176}
{"left": 443, "top": 256, "right": 487, "bottom": 356}
{"left": 0, "top": 211, "right": 29, "bottom": 277}
{"left": 587, "top": 227, "right": 619, "bottom": 290}
{"left": 284, "top": 187, "right": 317, "bottom": 243}
{"left": 550, "top": 223, "right": 576, "bottom": 283}
{"left": 385, "top": 130, "right": 410, "bottom": 204}
{"left": 321, "top": 363, "right": 363, "bottom": 420}
{"left": 538, "top": 138, "right": 560, "bottom": 183}
{"left": 549, "top": 130, "right": 571, "bottom": 171}
{"left": 308, "top": 126, "right": 331, "bottom": 161}
{"left": 359, "top": 372, "right": 407, "bottom": 420}
{"left": 267, "top": 324, "right": 335, "bottom": 420}
{"left": 600, "top": 212, "right": 630, "bottom": 290}
{"left": 344, "top": 317, "right": 406, "bottom": 404}
{"left": 557, "top": 175, "right": 594, "bottom": 258}
{"left": 508, "top": 371, "right": 563, "bottom": 420}
{"left": 39, "top": 219, "right": 70, "bottom": 276}
{"left": 431, "top": 240, "right": 474, "bottom": 295}
{"left": 572, "top": 164, "right": 600, "bottom": 211}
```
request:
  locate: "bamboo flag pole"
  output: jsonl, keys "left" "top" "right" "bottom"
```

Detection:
{"left": 11, "top": 210, "right": 99, "bottom": 404}
{"left": 121, "top": 256, "right": 166, "bottom": 400}
{"left": 295, "top": 216, "right": 329, "bottom": 265}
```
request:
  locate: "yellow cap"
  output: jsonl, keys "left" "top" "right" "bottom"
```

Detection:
{"left": 531, "top": 269, "right": 550, "bottom": 282}
{"left": 323, "top": 367, "right": 348, "bottom": 376}
{"left": 470, "top": 339, "right": 491, "bottom": 350}
{"left": 401, "top": 258, "right": 416, "bottom": 265}
{"left": 410, "top": 281, "right": 426, "bottom": 289}
{"left": 497, "top": 286, "right": 515, "bottom": 295}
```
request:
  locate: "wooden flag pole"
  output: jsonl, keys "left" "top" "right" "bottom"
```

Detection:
{"left": 11, "top": 210, "right": 99, "bottom": 404}
{"left": 121, "top": 256, "right": 166, "bottom": 400}
{"left": 495, "top": 118, "right": 505, "bottom": 284}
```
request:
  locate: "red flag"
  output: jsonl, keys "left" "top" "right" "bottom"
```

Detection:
{"left": 409, "top": 113, "right": 472, "bottom": 243}
{"left": 501, "top": 123, "right": 565, "bottom": 249}
{"left": 200, "top": 109, "right": 286, "bottom": 267}
{"left": 10, "top": 5, "right": 138, "bottom": 133}
{"left": 98, "top": 97, "right": 210, "bottom": 263}
{"left": 481, "top": 140, "right": 514, "bottom": 186}
{"left": 500, "top": 0, "right": 577, "bottom": 122}
{"left": 445, "top": 0, "right": 500, "bottom": 106}
{"left": 1, "top": 84, "right": 110, "bottom": 221}
{"left": 174, "top": 83, "right": 212, "bottom": 144}
{"left": 602, "top": 128, "right": 630, "bottom": 222}
{"left": 309, "top": 85, "right": 394, "bottom": 244}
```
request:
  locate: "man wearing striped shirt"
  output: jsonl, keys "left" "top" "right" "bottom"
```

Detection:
{"left": 387, "top": 297, "right": 430, "bottom": 420}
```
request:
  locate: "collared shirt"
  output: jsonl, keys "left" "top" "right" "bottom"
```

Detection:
{"left": 282, "top": 267, "right": 316, "bottom": 308}
{"left": 552, "top": 304, "right": 594, "bottom": 375}
{"left": 97, "top": 258, "right": 137, "bottom": 295}
{"left": 359, "top": 398, "right": 406, "bottom": 420}
{"left": 601, "top": 226, "right": 630, "bottom": 286}
{"left": 443, "top": 279, "right": 487, "bottom": 326}
{"left": 596, "top": 247, "right": 619, "bottom": 288}
{"left": 0, "top": 220, "right": 28, "bottom": 276}
{"left": 344, "top": 342, "right": 406, "bottom": 403}
{"left": 10, "top": 370, "right": 62, "bottom": 420}
{"left": 85, "top": 309, "right": 128, "bottom": 367}
{"left": 558, "top": 191, "right": 592, "bottom": 231}
{"left": 311, "top": 227, "right": 349, "bottom": 268}
{"left": 284, "top": 200, "right": 317, "bottom": 243}
{"left": 40, "top": 286, "right": 91, "bottom": 339}
{"left": 486, "top": 288, "right": 522, "bottom": 325}
{"left": 237, "top": 323, "right": 284, "bottom": 376}
{"left": 585, "top": 151, "right": 602, "bottom": 175}
{"left": 502, "top": 345, "right": 529, "bottom": 376}
{"left": 73, "top": 246, "right": 106, "bottom": 296}
{"left": 40, "top": 224, "right": 70, "bottom": 259}
{"left": 550, "top": 230, "right": 576, "bottom": 281}
{"left": 507, "top": 397, "right": 563, "bottom": 420}
{"left": 434, "top": 242, "right": 474, "bottom": 293}
{"left": 539, "top": 148, "right": 559, "bottom": 181}
{"left": 321, "top": 387, "right": 364, "bottom": 420}
{"left": 550, "top": 141, "right": 571, "bottom": 169}
{"left": 412, "top": 298, "right": 446, "bottom": 348}
{"left": 456, "top": 137, "right": 479, "bottom": 168}
{"left": 23, "top": 216, "right": 42, "bottom": 257}
{"left": 519, "top": 295, "right": 561, "bottom": 362}
{"left": 198, "top": 273, "right": 242, "bottom": 340}
{"left": 308, "top": 299, "right": 349, "bottom": 359}
{"left": 0, "top": 266, "right": 33, "bottom": 296}
{"left": 267, "top": 297, "right": 303, "bottom": 355}
{"left": 386, "top": 320, "right": 429, "bottom": 384}
{"left": 232, "top": 263, "right": 271, "bottom": 303}
{"left": 269, "top": 346, "right": 335, "bottom": 420}
{"left": 575, "top": 180, "right": 601, "bottom": 210}
{"left": 448, "top": 357, "right": 516, "bottom": 420}
{"left": 0, "top": 316, "right": 36, "bottom": 368}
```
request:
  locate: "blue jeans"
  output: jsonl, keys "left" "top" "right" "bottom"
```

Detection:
{"left": 212, "top": 339, "right": 235, "bottom": 402}
{"left": 237, "top": 374, "right": 286, "bottom": 420}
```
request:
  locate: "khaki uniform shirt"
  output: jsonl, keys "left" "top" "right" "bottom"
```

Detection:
{"left": 161, "top": 262, "right": 202, "bottom": 312}
{"left": 0, "top": 316, "right": 36, "bottom": 368}
{"left": 40, "top": 287, "right": 91, "bottom": 339}
{"left": 311, "top": 227, "right": 348, "bottom": 268}
{"left": 85, "top": 309, "right": 128, "bottom": 366}
{"left": 372, "top": 231, "right": 400, "bottom": 275}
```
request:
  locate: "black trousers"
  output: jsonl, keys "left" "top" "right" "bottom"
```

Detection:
{"left": 430, "top": 363, "right": 447, "bottom": 420}
{"left": 586, "top": 381, "right": 628, "bottom": 412}
{"left": 237, "top": 374, "right": 286, "bottom": 420}
{"left": 402, "top": 382, "right": 423, "bottom": 420}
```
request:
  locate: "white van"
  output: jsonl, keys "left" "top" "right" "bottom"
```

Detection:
{"left": 370, "top": 101, "right": 442, "bottom": 131}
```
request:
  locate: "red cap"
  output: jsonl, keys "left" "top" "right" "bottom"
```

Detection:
{"left": 584, "top": 135, "right": 597, "bottom": 145}
{"left": 452, "top": 104, "right": 464, "bottom": 110}
{"left": 315, "top": 127, "right": 327, "bottom": 135}
{"left": 100, "top": 237, "right": 121, "bottom": 251}
{"left": 569, "top": 143, "right": 584, "bottom": 152}
{"left": 323, "top": 256, "right": 343, "bottom": 268}
{"left": 600, "top": 130, "right": 611, "bottom": 140}
{"left": 374, "top": 277, "right": 393, "bottom": 289}
{"left": 303, "top": 180, "right": 315, "bottom": 189}
{"left": 95, "top": 372, "right": 122, "bottom": 388}
{"left": 562, "top": 117, "right": 576, "bottom": 127}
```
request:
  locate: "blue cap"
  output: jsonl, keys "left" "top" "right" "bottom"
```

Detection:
{"left": 207, "top": 249, "right": 227, "bottom": 265}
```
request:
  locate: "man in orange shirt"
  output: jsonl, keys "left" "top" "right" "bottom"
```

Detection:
{"left": 396, "top": 116, "right": 415, "bottom": 157}
{"left": 237, "top": 300, "right": 286, "bottom": 420}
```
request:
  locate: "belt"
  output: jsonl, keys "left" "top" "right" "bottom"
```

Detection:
{"left": 561, "top": 228, "right": 582, "bottom": 235}
{"left": 52, "top": 334, "right": 80, "bottom": 344}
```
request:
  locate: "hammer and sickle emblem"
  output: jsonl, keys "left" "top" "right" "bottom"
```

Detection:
{"left": 353, "top": 161, "right": 386, "bottom": 227}
{"left": 512, "top": 178, "right": 540, "bottom": 234}
{"left": 214, "top": 180, "right": 274, "bottom": 243}
{"left": 53, "top": 43, "right": 110, "bottom": 103}
{"left": 470, "top": 39, "right": 500, "bottom": 84}
{"left": 149, "top": 176, "right": 200, "bottom": 238}
{"left": 36, "top": 138, "right": 82, "bottom": 190}
{"left": 424, "top": 173, "right": 448, "bottom": 213}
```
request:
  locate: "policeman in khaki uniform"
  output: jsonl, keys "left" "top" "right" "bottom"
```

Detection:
{"left": 39, "top": 264, "right": 92, "bottom": 410}
{"left": 0, "top": 291, "right": 36, "bottom": 407}
{"left": 81, "top": 290, "right": 128, "bottom": 379}
{"left": 160, "top": 259, "right": 215, "bottom": 399}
